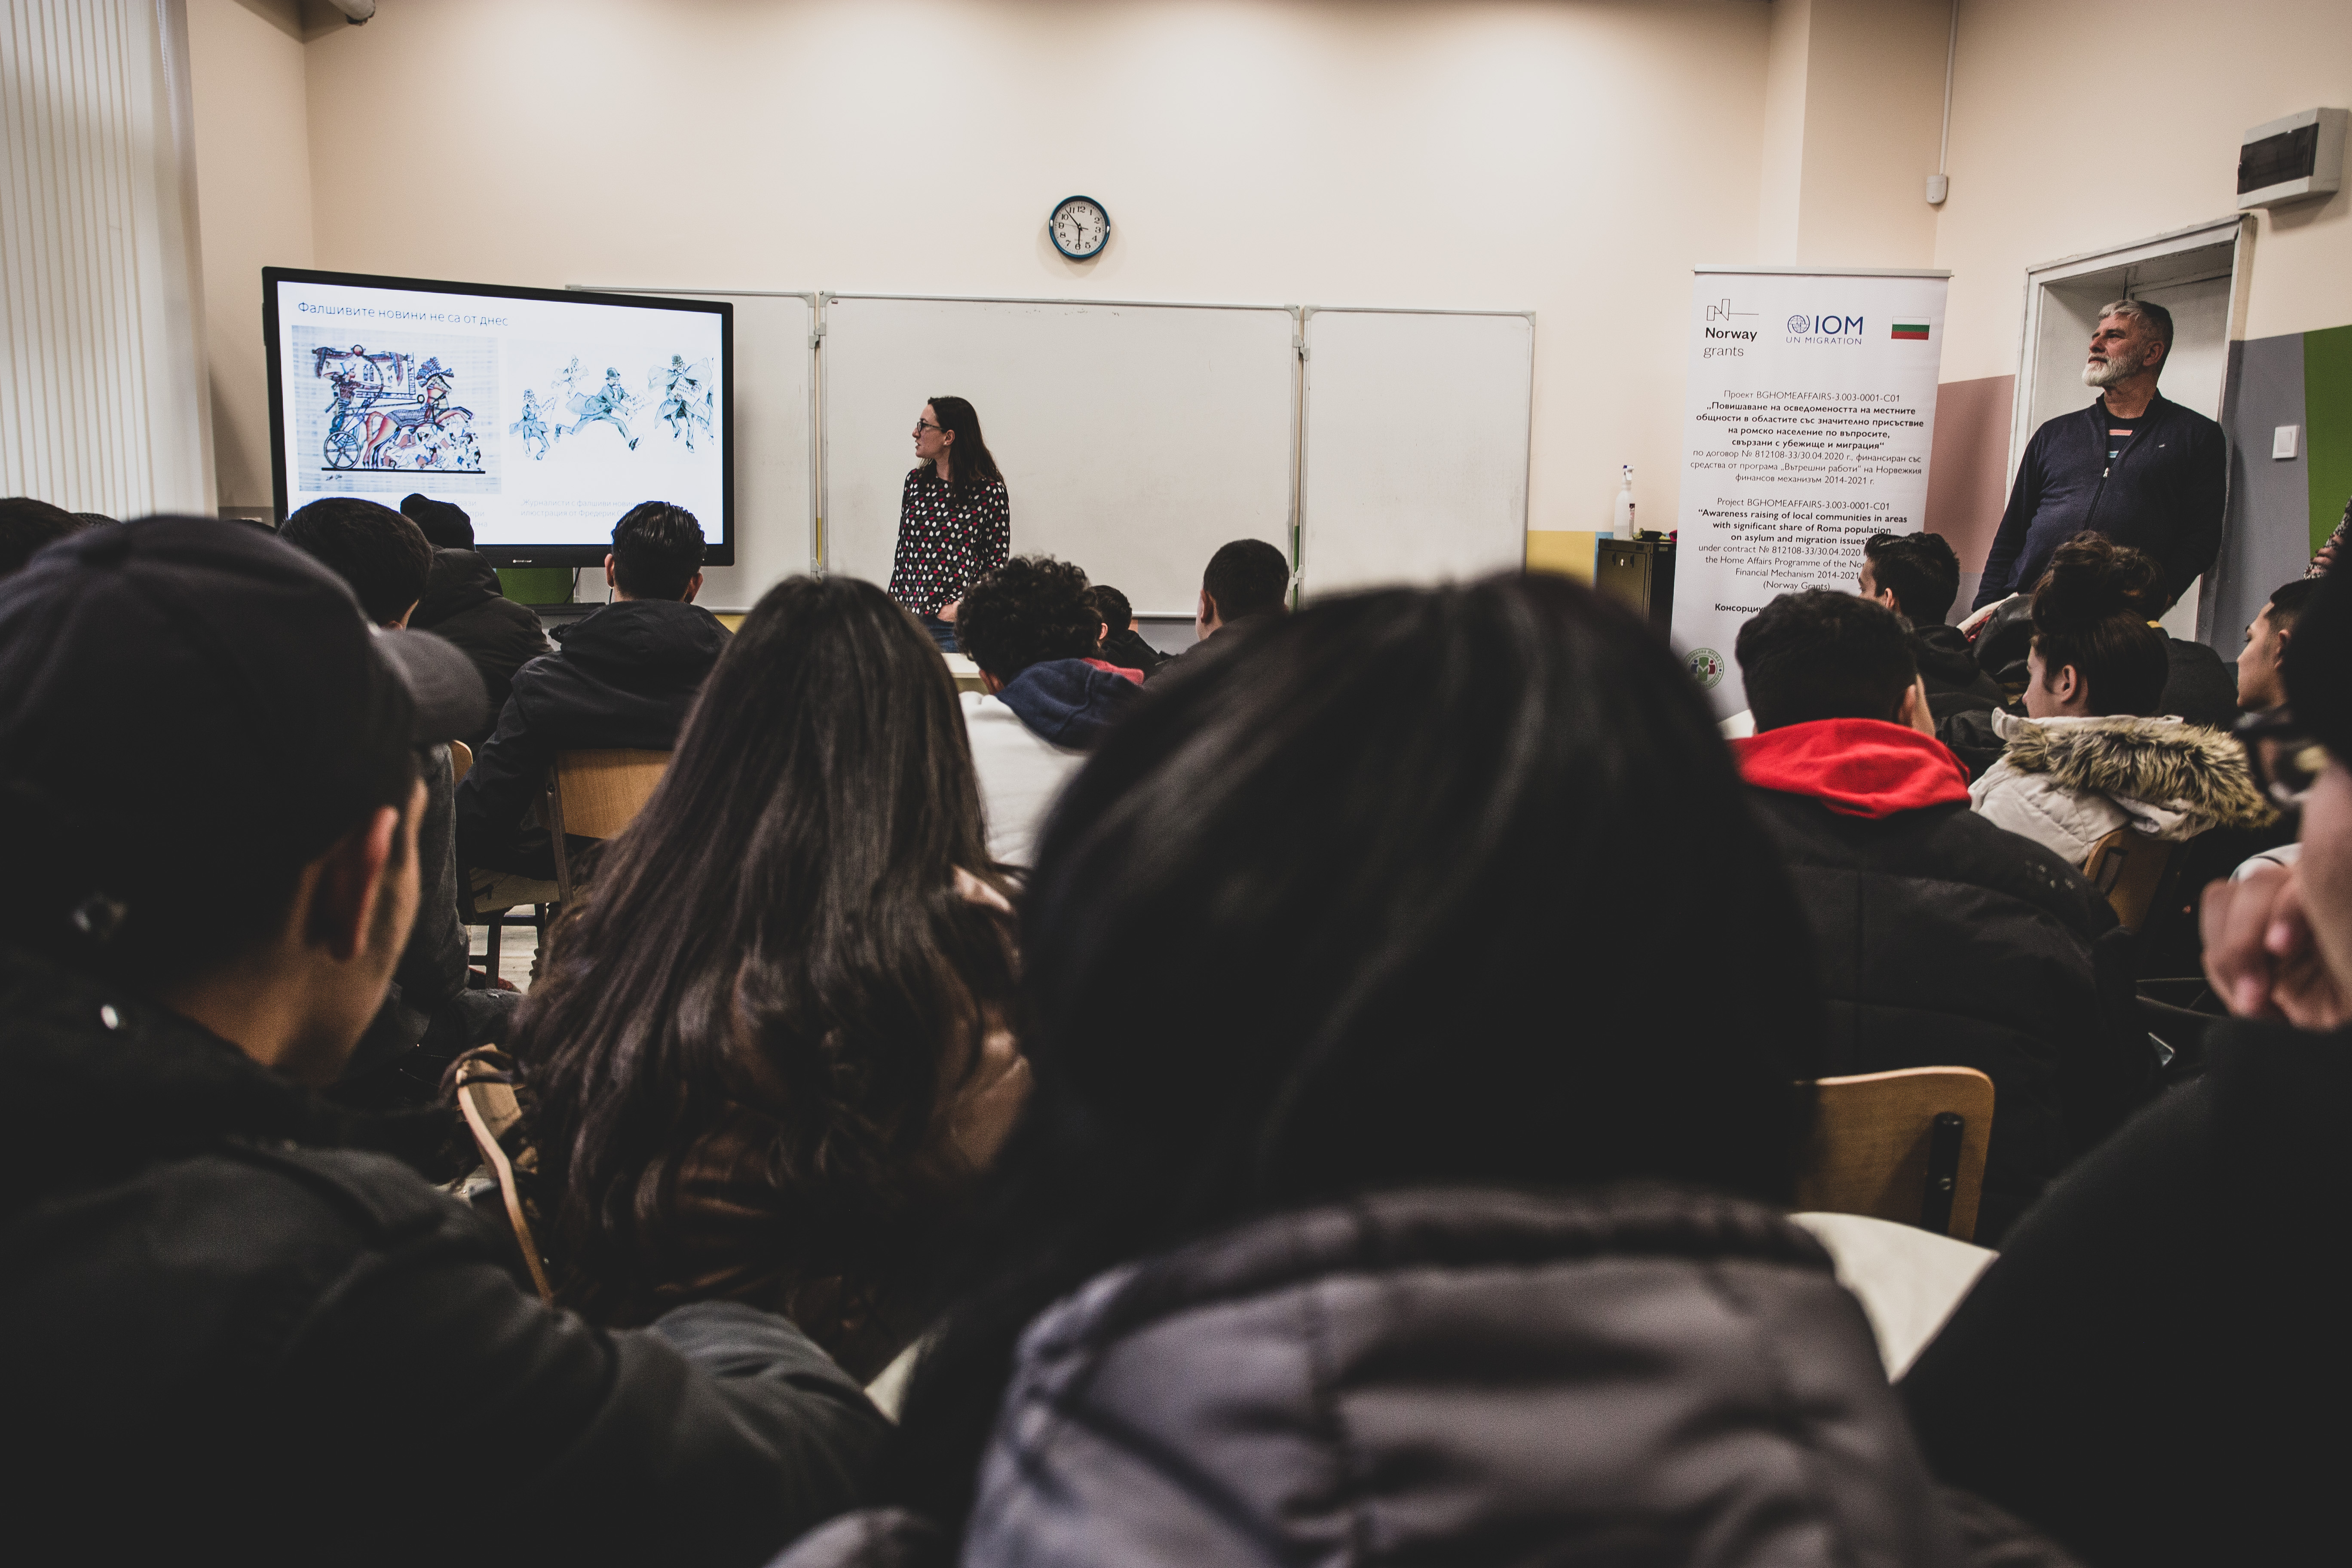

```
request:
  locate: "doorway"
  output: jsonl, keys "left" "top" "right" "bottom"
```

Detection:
{"left": 2012, "top": 216, "right": 2251, "bottom": 642}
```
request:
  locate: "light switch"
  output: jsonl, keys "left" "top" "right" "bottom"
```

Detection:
{"left": 2274, "top": 424, "right": 2302, "bottom": 459}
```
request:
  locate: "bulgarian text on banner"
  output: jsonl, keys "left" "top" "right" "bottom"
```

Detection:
{"left": 1670, "top": 271, "right": 1950, "bottom": 715}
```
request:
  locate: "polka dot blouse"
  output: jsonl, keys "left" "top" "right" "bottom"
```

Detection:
{"left": 888, "top": 469, "right": 1011, "bottom": 617}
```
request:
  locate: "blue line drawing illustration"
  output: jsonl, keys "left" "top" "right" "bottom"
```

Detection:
{"left": 509, "top": 389, "right": 551, "bottom": 461}
{"left": 652, "top": 355, "right": 713, "bottom": 450}
{"left": 559, "top": 366, "right": 640, "bottom": 450}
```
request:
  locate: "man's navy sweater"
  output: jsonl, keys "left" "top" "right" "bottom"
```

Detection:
{"left": 1972, "top": 391, "right": 2226, "bottom": 610}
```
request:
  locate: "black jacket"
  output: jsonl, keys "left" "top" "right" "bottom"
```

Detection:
{"left": 778, "top": 1185, "right": 2073, "bottom": 1568}
{"left": 1097, "top": 626, "right": 1164, "bottom": 676}
{"left": 410, "top": 550, "right": 550, "bottom": 744}
{"left": 0, "top": 945, "right": 886, "bottom": 1566}
{"left": 1912, "top": 621, "right": 2003, "bottom": 706}
{"left": 1744, "top": 784, "right": 2149, "bottom": 1242}
{"left": 1902, "top": 1019, "right": 2351, "bottom": 1567}
{"left": 456, "top": 599, "right": 728, "bottom": 878}
{"left": 1974, "top": 392, "right": 2226, "bottom": 610}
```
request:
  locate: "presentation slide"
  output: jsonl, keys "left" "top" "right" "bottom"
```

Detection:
{"left": 265, "top": 269, "right": 730, "bottom": 564}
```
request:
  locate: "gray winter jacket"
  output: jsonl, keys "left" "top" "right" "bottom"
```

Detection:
{"left": 774, "top": 1185, "right": 2072, "bottom": 1568}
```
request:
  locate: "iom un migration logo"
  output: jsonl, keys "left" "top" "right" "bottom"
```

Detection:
{"left": 1686, "top": 647, "right": 1726, "bottom": 689}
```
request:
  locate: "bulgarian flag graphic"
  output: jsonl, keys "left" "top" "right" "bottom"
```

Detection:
{"left": 1891, "top": 321, "right": 1932, "bottom": 340}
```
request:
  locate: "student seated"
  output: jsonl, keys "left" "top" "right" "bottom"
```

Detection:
{"left": 516, "top": 574, "right": 1026, "bottom": 1384}
{"left": 1901, "top": 565, "right": 2352, "bottom": 1568}
{"left": 1190, "top": 536, "right": 1288, "bottom": 646}
{"left": 1859, "top": 529, "right": 2003, "bottom": 710}
{"left": 952, "top": 555, "right": 1141, "bottom": 867}
{"left": 1083, "top": 582, "right": 1164, "bottom": 675}
{"left": 0, "top": 494, "right": 92, "bottom": 575}
{"left": 1733, "top": 590, "right": 2148, "bottom": 1241}
{"left": 401, "top": 493, "right": 551, "bottom": 745}
{"left": 779, "top": 575, "right": 2065, "bottom": 1568}
{"left": 456, "top": 500, "right": 727, "bottom": 880}
{"left": 1970, "top": 536, "right": 2272, "bottom": 867}
{"left": 0, "top": 518, "right": 885, "bottom": 1565}
{"left": 277, "top": 498, "right": 521, "bottom": 1104}
{"left": 2235, "top": 575, "right": 2312, "bottom": 717}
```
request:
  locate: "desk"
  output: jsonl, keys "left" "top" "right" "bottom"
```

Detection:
{"left": 944, "top": 652, "right": 986, "bottom": 694}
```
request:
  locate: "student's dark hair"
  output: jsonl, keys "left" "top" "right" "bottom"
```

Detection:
{"left": 279, "top": 498, "right": 435, "bottom": 625}
{"left": 1863, "top": 530, "right": 1962, "bottom": 623}
{"left": 610, "top": 500, "right": 706, "bottom": 600}
{"left": 885, "top": 573, "right": 1825, "bottom": 1534}
{"left": 924, "top": 396, "right": 1003, "bottom": 492}
{"left": 2, "top": 750, "right": 416, "bottom": 992}
{"left": 2267, "top": 576, "right": 2320, "bottom": 633}
{"left": 1737, "top": 591, "right": 1918, "bottom": 730}
{"left": 0, "top": 496, "right": 88, "bottom": 576}
{"left": 1087, "top": 583, "right": 1133, "bottom": 632}
{"left": 1202, "top": 537, "right": 1289, "bottom": 620}
{"left": 955, "top": 555, "right": 1100, "bottom": 681}
{"left": 400, "top": 493, "right": 473, "bottom": 549}
{"left": 514, "top": 575, "right": 1017, "bottom": 1365}
{"left": 2030, "top": 533, "right": 2169, "bottom": 716}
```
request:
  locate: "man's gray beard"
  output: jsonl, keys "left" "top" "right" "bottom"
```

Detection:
{"left": 2082, "top": 351, "right": 2140, "bottom": 388}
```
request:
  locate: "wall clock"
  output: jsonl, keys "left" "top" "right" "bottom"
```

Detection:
{"left": 1050, "top": 195, "right": 1110, "bottom": 260}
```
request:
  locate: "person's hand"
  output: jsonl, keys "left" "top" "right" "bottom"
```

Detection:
{"left": 2201, "top": 862, "right": 2352, "bottom": 1029}
{"left": 938, "top": 599, "right": 960, "bottom": 623}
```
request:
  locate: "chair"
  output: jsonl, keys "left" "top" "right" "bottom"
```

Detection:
{"left": 1793, "top": 1066, "right": 1995, "bottom": 1242}
{"left": 2081, "top": 827, "right": 2177, "bottom": 934}
{"left": 451, "top": 1047, "right": 553, "bottom": 1302}
{"left": 545, "top": 748, "right": 671, "bottom": 903}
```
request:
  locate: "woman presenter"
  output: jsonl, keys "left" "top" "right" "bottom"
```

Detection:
{"left": 890, "top": 397, "right": 1009, "bottom": 651}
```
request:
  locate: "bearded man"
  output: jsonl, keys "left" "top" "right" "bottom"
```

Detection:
{"left": 1972, "top": 298, "right": 2226, "bottom": 612}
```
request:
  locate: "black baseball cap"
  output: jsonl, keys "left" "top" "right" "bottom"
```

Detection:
{"left": 0, "top": 517, "right": 486, "bottom": 868}
{"left": 400, "top": 493, "right": 473, "bottom": 550}
{"left": 2285, "top": 565, "right": 2351, "bottom": 761}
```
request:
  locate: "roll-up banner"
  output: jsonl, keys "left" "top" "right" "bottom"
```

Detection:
{"left": 1671, "top": 266, "right": 1951, "bottom": 715}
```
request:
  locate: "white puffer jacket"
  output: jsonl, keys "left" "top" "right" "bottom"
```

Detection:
{"left": 1969, "top": 710, "right": 2274, "bottom": 866}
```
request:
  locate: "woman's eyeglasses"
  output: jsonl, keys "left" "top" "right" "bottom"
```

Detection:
{"left": 2235, "top": 707, "right": 2329, "bottom": 814}
{"left": 913, "top": 420, "right": 944, "bottom": 436}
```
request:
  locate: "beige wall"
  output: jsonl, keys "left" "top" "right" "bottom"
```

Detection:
{"left": 197, "top": 0, "right": 1780, "bottom": 530}
{"left": 1758, "top": 0, "right": 1948, "bottom": 267}
{"left": 1936, "top": 0, "right": 2352, "bottom": 384}
{"left": 187, "top": 0, "right": 315, "bottom": 509}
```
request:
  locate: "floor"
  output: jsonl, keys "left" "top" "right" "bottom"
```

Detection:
{"left": 466, "top": 918, "right": 544, "bottom": 993}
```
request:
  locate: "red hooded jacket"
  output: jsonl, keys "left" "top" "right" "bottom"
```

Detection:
{"left": 1733, "top": 718, "right": 1970, "bottom": 819}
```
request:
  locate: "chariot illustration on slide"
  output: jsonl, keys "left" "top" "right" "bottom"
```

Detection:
{"left": 314, "top": 345, "right": 483, "bottom": 472}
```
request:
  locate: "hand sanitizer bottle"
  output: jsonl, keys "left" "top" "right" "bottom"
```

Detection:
{"left": 1612, "top": 466, "right": 1637, "bottom": 540}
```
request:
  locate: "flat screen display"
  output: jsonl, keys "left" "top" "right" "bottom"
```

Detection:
{"left": 264, "top": 267, "right": 732, "bottom": 566}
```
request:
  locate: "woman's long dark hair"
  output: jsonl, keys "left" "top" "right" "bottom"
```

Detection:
{"left": 2031, "top": 533, "right": 2170, "bottom": 715}
{"left": 885, "top": 573, "right": 1825, "bottom": 1532}
{"left": 513, "top": 575, "right": 1016, "bottom": 1352}
{"left": 923, "top": 395, "right": 1002, "bottom": 491}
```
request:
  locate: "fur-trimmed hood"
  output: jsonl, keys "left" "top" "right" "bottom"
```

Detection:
{"left": 1970, "top": 712, "right": 2274, "bottom": 866}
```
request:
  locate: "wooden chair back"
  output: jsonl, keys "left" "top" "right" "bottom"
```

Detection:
{"left": 451, "top": 1049, "right": 554, "bottom": 1302}
{"left": 2081, "top": 827, "right": 2176, "bottom": 934}
{"left": 546, "top": 748, "right": 671, "bottom": 902}
{"left": 1794, "top": 1066, "right": 1995, "bottom": 1242}
{"left": 449, "top": 738, "right": 474, "bottom": 785}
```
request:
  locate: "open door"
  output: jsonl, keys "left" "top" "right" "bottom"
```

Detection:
{"left": 2012, "top": 217, "right": 2251, "bottom": 643}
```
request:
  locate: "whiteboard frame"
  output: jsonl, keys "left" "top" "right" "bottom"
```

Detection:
{"left": 817, "top": 291, "right": 1304, "bottom": 616}
{"left": 572, "top": 285, "right": 824, "bottom": 577}
{"left": 1297, "top": 304, "right": 1537, "bottom": 601}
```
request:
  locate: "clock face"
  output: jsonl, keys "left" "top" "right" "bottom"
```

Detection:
{"left": 1050, "top": 196, "right": 1110, "bottom": 260}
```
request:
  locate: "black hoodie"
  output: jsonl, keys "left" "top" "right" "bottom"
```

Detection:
{"left": 455, "top": 598, "right": 729, "bottom": 877}
{"left": 0, "top": 943, "right": 885, "bottom": 1565}
{"left": 409, "top": 549, "right": 550, "bottom": 743}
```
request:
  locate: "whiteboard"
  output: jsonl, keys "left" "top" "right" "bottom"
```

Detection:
{"left": 821, "top": 294, "right": 1296, "bottom": 614}
{"left": 578, "top": 288, "right": 816, "bottom": 611}
{"left": 1298, "top": 308, "right": 1533, "bottom": 598}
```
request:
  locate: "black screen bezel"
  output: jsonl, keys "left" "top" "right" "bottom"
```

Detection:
{"left": 263, "top": 265, "right": 734, "bottom": 567}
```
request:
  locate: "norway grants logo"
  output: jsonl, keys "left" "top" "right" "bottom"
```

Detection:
{"left": 1686, "top": 647, "right": 1726, "bottom": 689}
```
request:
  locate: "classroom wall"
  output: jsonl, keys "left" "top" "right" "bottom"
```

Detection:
{"left": 192, "top": 0, "right": 1788, "bottom": 533}
{"left": 187, "top": 0, "right": 315, "bottom": 515}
